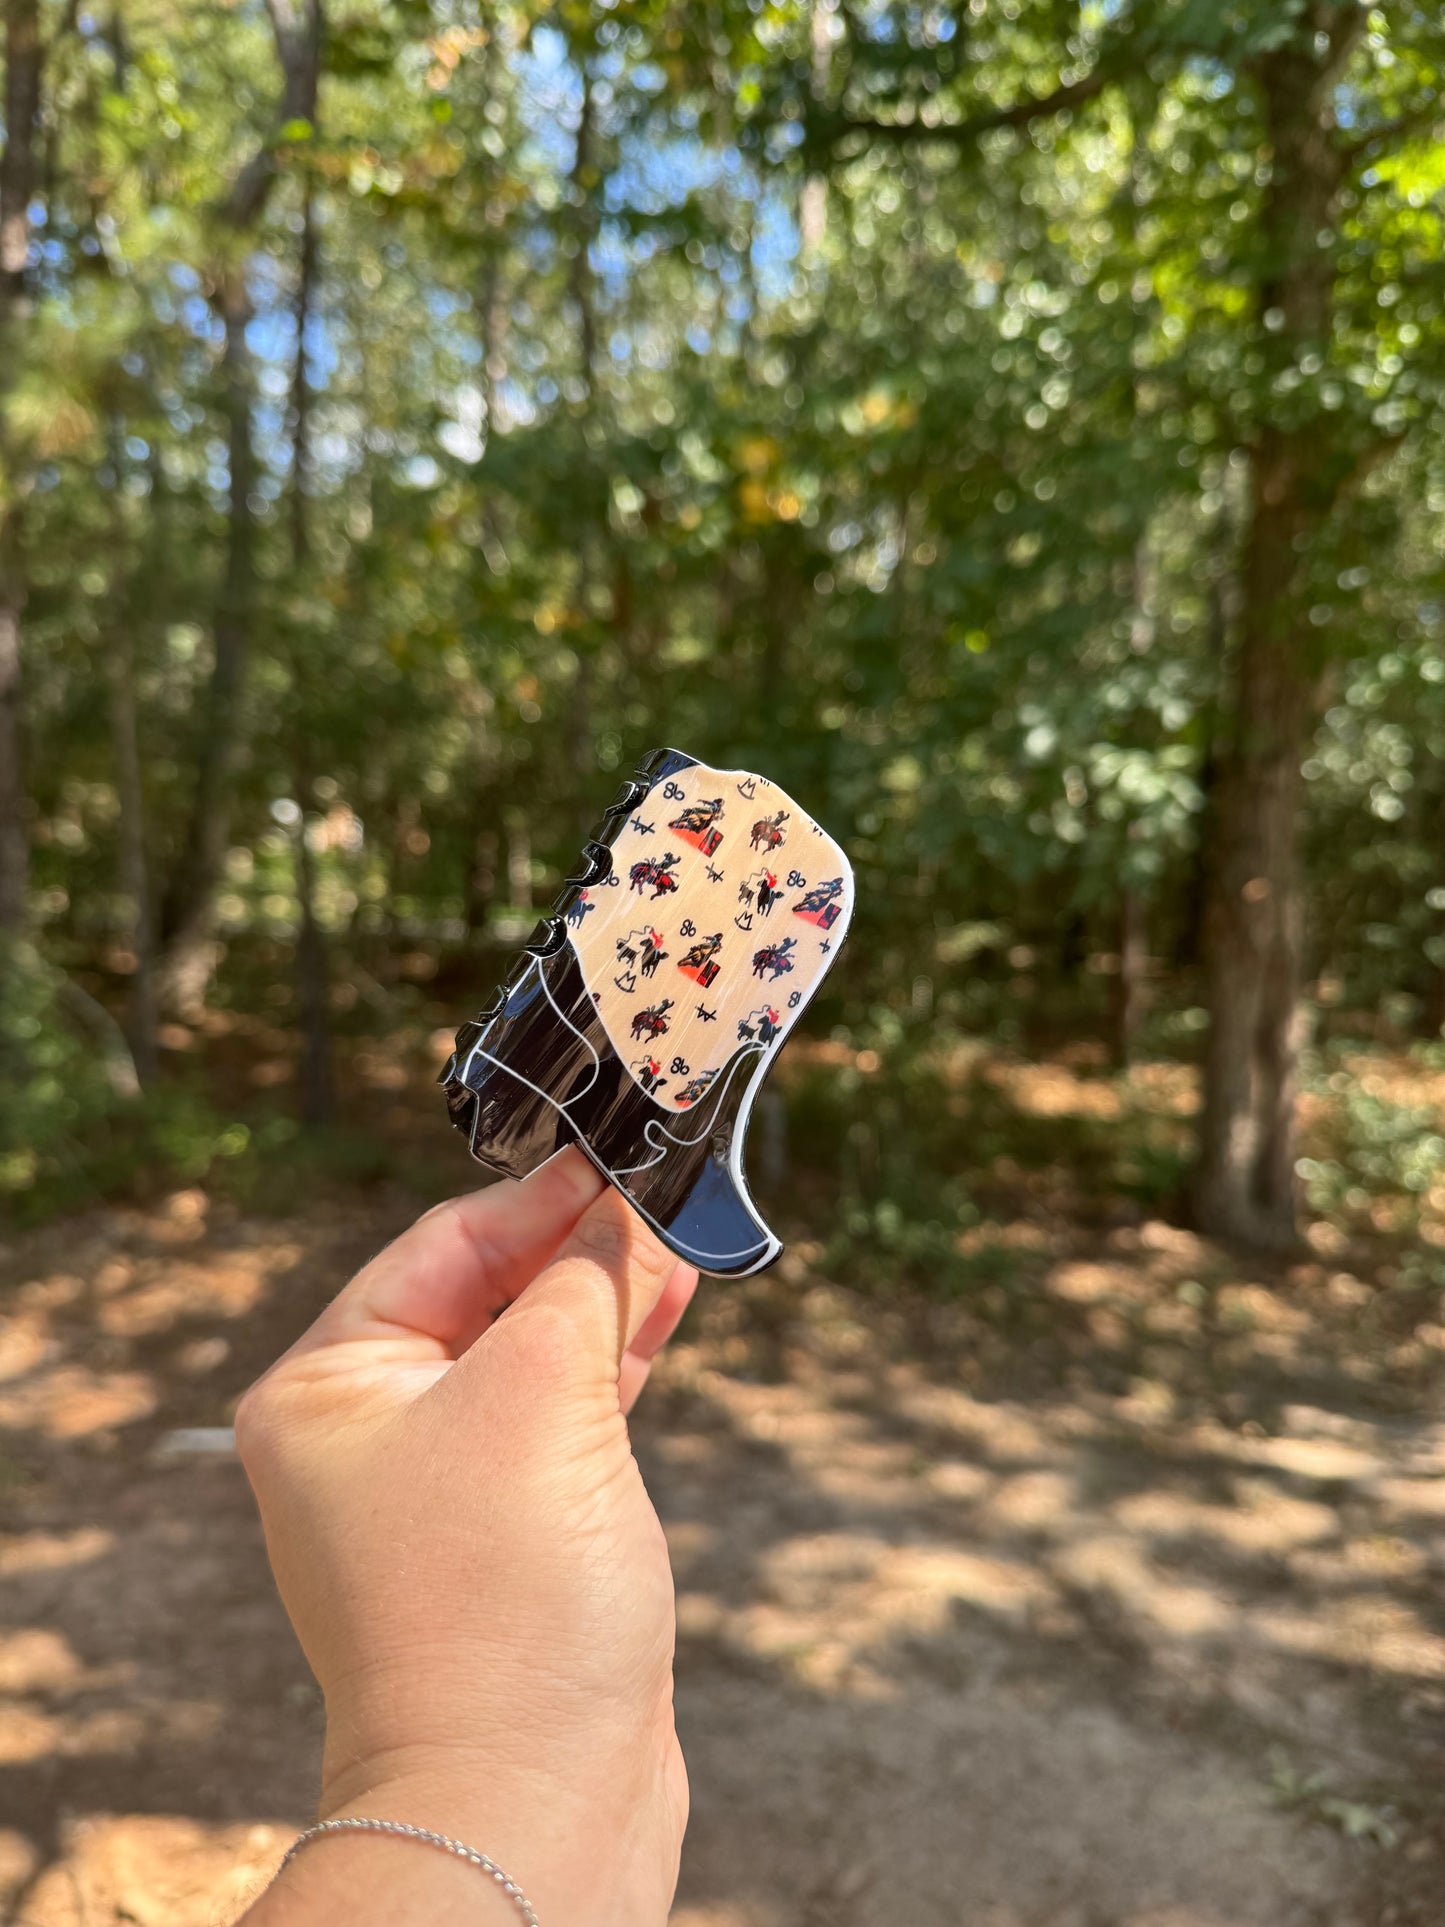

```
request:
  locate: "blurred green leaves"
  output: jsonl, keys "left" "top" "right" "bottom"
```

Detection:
{"left": 5, "top": 0, "right": 1445, "bottom": 1253}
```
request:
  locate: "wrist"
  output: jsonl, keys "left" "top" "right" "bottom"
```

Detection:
{"left": 316, "top": 1736, "right": 683, "bottom": 1927}
{"left": 318, "top": 1745, "right": 596, "bottom": 1913}
{"left": 254, "top": 1821, "right": 522, "bottom": 1927}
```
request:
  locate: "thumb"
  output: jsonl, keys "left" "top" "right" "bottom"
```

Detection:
{"left": 495, "top": 1182, "right": 681, "bottom": 1390}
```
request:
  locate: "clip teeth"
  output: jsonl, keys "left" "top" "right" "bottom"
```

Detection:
{"left": 523, "top": 917, "right": 569, "bottom": 960}
{"left": 607, "top": 778, "right": 650, "bottom": 815}
{"left": 563, "top": 840, "right": 614, "bottom": 889}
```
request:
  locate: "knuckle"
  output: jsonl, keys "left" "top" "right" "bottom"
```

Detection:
{"left": 426, "top": 1195, "right": 469, "bottom": 1248}
{"left": 665, "top": 1747, "right": 691, "bottom": 1840}
{"left": 231, "top": 1378, "right": 275, "bottom": 1468}
{"left": 425, "top": 1194, "right": 500, "bottom": 1274}
{"left": 567, "top": 1196, "right": 633, "bottom": 1271}
{"left": 496, "top": 1297, "right": 579, "bottom": 1386}
{"left": 568, "top": 1190, "right": 671, "bottom": 1283}
{"left": 416, "top": 1195, "right": 469, "bottom": 1245}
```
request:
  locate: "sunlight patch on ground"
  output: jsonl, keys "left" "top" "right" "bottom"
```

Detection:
{"left": 1053, "top": 1533, "right": 1237, "bottom": 1638}
{"left": 0, "top": 1627, "right": 117, "bottom": 1693}
{"left": 1109, "top": 1484, "right": 1338, "bottom": 1555}
{"left": 987, "top": 1060, "right": 1130, "bottom": 1120}
{"left": 0, "top": 1526, "right": 115, "bottom": 1580}
{"left": 680, "top": 1531, "right": 1052, "bottom": 1695}
{"left": 17, "top": 1815, "right": 288, "bottom": 1927}
{"left": 0, "top": 1364, "right": 158, "bottom": 1440}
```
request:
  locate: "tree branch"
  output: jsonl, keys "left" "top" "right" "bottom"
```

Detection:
{"left": 828, "top": 65, "right": 1112, "bottom": 150}
{"left": 43, "top": 0, "right": 81, "bottom": 60}
{"left": 1315, "top": 0, "right": 1367, "bottom": 96}
{"left": 1342, "top": 97, "right": 1445, "bottom": 165}
{"left": 1, "top": 0, "right": 43, "bottom": 317}
{"left": 217, "top": 0, "right": 323, "bottom": 230}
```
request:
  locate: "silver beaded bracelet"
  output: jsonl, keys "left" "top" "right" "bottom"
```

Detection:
{"left": 279, "top": 1816, "right": 540, "bottom": 1923}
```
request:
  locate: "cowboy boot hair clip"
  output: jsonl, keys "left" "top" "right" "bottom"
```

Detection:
{"left": 439, "top": 748, "right": 854, "bottom": 1276}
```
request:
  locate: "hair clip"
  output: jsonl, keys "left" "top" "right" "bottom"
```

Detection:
{"left": 440, "top": 749, "right": 853, "bottom": 1276}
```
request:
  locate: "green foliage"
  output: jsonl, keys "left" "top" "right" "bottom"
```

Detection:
{"left": 787, "top": 1036, "right": 986, "bottom": 1292}
{"left": 1268, "top": 1750, "right": 1404, "bottom": 1852}
{"left": 4, "top": 0, "right": 1445, "bottom": 1257}
{"left": 781, "top": 1014, "right": 1193, "bottom": 1296}
{"left": 1300, "top": 1042, "right": 1445, "bottom": 1286}
{"left": 0, "top": 944, "right": 255, "bottom": 1221}
{"left": 0, "top": 946, "right": 125, "bottom": 1206}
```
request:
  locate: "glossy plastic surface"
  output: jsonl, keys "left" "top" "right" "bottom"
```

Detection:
{"left": 439, "top": 747, "right": 851, "bottom": 1276}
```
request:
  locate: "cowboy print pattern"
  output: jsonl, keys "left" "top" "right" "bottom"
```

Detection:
{"left": 569, "top": 761, "right": 853, "bottom": 1111}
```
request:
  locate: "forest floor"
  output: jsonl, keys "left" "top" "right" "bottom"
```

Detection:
{"left": 2, "top": 1032, "right": 1443, "bottom": 1927}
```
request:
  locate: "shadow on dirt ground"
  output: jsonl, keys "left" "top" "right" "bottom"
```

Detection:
{"left": 1, "top": 1131, "right": 1442, "bottom": 1925}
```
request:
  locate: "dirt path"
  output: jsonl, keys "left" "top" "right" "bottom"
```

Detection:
{"left": 1, "top": 1182, "right": 1441, "bottom": 1925}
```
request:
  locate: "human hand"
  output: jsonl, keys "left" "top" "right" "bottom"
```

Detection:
{"left": 235, "top": 1149, "right": 698, "bottom": 1925}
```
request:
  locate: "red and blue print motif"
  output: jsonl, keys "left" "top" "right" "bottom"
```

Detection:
{"left": 668, "top": 795, "right": 726, "bottom": 857}
{"left": 677, "top": 931, "right": 724, "bottom": 989}
{"left": 629, "top": 851, "right": 681, "bottom": 898}
{"left": 676, "top": 1066, "right": 719, "bottom": 1108}
{"left": 738, "top": 1004, "right": 782, "bottom": 1045}
{"left": 630, "top": 998, "right": 674, "bottom": 1041}
{"left": 568, "top": 762, "right": 853, "bottom": 1111}
{"left": 749, "top": 808, "right": 789, "bottom": 854}
{"left": 793, "top": 876, "right": 845, "bottom": 930}
{"left": 751, "top": 936, "right": 797, "bottom": 981}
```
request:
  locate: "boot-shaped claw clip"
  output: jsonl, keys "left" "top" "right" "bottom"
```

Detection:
{"left": 439, "top": 749, "right": 853, "bottom": 1277}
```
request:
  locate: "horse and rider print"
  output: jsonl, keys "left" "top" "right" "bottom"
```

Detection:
{"left": 562, "top": 761, "right": 851, "bottom": 1112}
{"left": 630, "top": 850, "right": 681, "bottom": 899}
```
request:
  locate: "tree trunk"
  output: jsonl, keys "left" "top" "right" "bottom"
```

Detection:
{"left": 0, "top": 0, "right": 43, "bottom": 939}
{"left": 568, "top": 642, "right": 595, "bottom": 800}
{"left": 108, "top": 631, "right": 158, "bottom": 1083}
{"left": 799, "top": 0, "right": 833, "bottom": 258}
{"left": 288, "top": 184, "right": 317, "bottom": 564}
{"left": 1427, "top": 955, "right": 1445, "bottom": 1043}
{"left": 1194, "top": 501, "right": 1312, "bottom": 1246}
{"left": 564, "top": 57, "right": 599, "bottom": 805}
{"left": 291, "top": 775, "right": 334, "bottom": 1128}
{"left": 287, "top": 180, "right": 334, "bottom": 1127}
{"left": 473, "top": 12, "right": 510, "bottom": 577}
{"left": 159, "top": 0, "right": 324, "bottom": 1012}
{"left": 506, "top": 814, "right": 532, "bottom": 912}
{"left": 475, "top": 243, "right": 510, "bottom": 577}
{"left": 0, "top": 0, "right": 40, "bottom": 320}
{"left": 158, "top": 271, "right": 257, "bottom": 1013}
{"left": 0, "top": 593, "right": 24, "bottom": 935}
{"left": 1114, "top": 882, "right": 1147, "bottom": 1072}
{"left": 567, "top": 62, "right": 597, "bottom": 394}
{"left": 221, "top": 0, "right": 324, "bottom": 230}
{"left": 464, "top": 822, "right": 497, "bottom": 937}
{"left": 1193, "top": 8, "right": 1366, "bottom": 1248}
